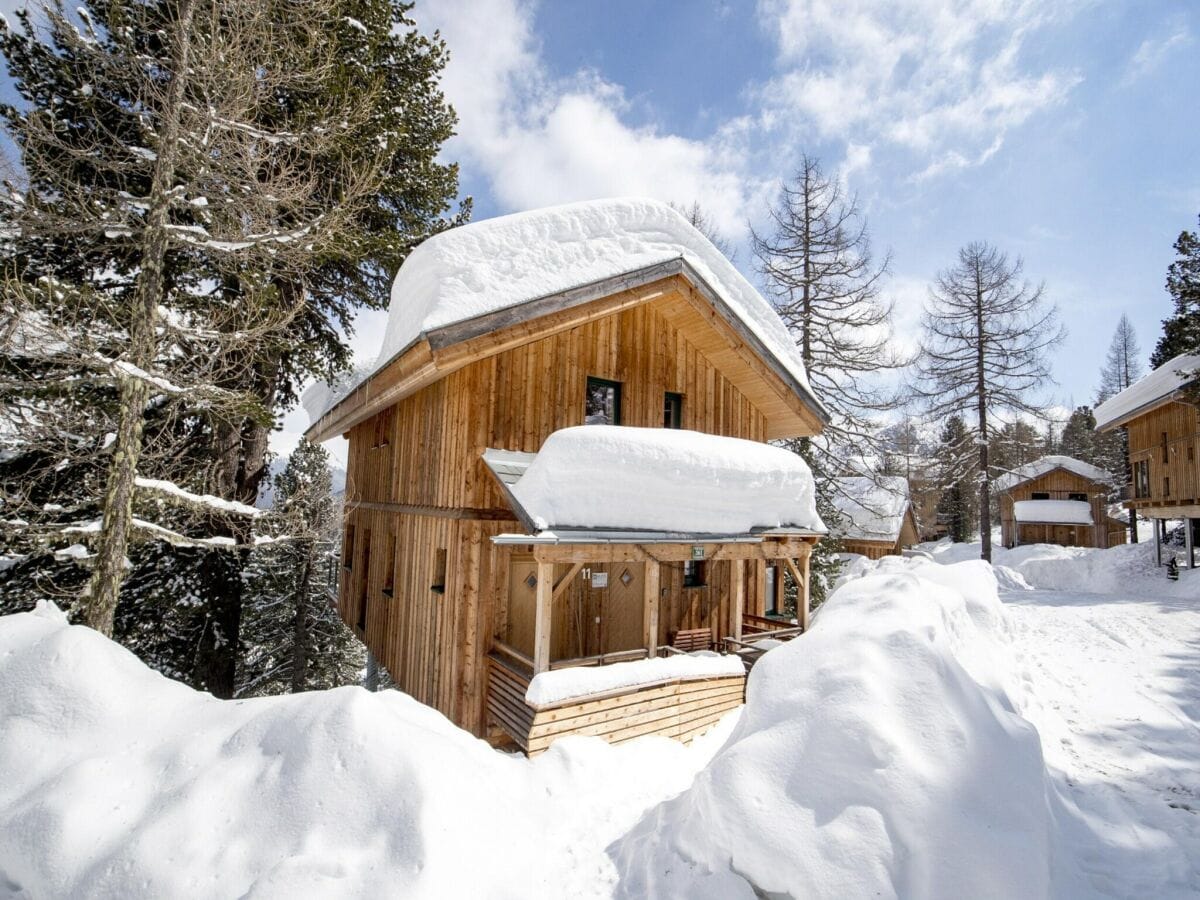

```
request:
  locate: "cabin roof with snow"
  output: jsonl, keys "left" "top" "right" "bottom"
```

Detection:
{"left": 992, "top": 455, "right": 1111, "bottom": 493}
{"left": 1093, "top": 353, "right": 1200, "bottom": 431}
{"left": 304, "top": 198, "right": 829, "bottom": 443}
{"left": 1012, "top": 499, "right": 1094, "bottom": 525}
{"left": 831, "top": 475, "right": 914, "bottom": 543}
{"left": 483, "top": 426, "right": 825, "bottom": 541}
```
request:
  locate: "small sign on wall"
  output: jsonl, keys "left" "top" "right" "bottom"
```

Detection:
{"left": 691, "top": 545, "right": 705, "bottom": 560}
{"left": 590, "top": 571, "right": 608, "bottom": 589}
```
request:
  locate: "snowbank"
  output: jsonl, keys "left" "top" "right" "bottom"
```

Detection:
{"left": 831, "top": 474, "right": 910, "bottom": 541}
{"left": 509, "top": 426, "right": 824, "bottom": 535}
{"left": 526, "top": 654, "right": 745, "bottom": 708}
{"left": 0, "top": 607, "right": 732, "bottom": 899}
{"left": 610, "top": 559, "right": 1056, "bottom": 899}
{"left": 1013, "top": 499, "right": 1093, "bottom": 525}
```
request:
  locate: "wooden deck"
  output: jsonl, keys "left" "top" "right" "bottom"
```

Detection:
{"left": 486, "top": 650, "right": 746, "bottom": 755}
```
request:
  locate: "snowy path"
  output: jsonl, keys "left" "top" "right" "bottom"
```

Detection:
{"left": 1005, "top": 587, "right": 1200, "bottom": 898}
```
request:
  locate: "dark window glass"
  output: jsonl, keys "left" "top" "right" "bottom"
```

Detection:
{"left": 585, "top": 377, "right": 622, "bottom": 425}
{"left": 1068, "top": 492, "right": 1087, "bottom": 502}
{"left": 431, "top": 548, "right": 447, "bottom": 595}
{"left": 382, "top": 534, "right": 396, "bottom": 598}
{"left": 683, "top": 560, "right": 706, "bottom": 587}
{"left": 343, "top": 524, "right": 355, "bottom": 571}
{"left": 1031, "top": 492, "right": 1050, "bottom": 500}
{"left": 1164, "top": 476, "right": 1171, "bottom": 497}
{"left": 664, "top": 392, "right": 684, "bottom": 429}
{"left": 1162, "top": 432, "right": 1169, "bottom": 464}
{"left": 1134, "top": 460, "right": 1150, "bottom": 498}
{"left": 357, "top": 529, "right": 372, "bottom": 631}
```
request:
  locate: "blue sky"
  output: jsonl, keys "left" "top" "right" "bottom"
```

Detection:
{"left": 399, "top": 0, "right": 1199, "bottom": 417}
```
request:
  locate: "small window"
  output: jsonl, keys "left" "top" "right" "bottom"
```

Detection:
{"left": 585, "top": 376, "right": 622, "bottom": 425}
{"left": 1134, "top": 460, "right": 1150, "bottom": 498}
{"left": 1189, "top": 444, "right": 1195, "bottom": 463}
{"left": 1031, "top": 492, "right": 1050, "bottom": 500}
{"left": 357, "top": 528, "right": 372, "bottom": 631}
{"left": 663, "top": 392, "right": 684, "bottom": 429}
{"left": 1164, "top": 476, "right": 1171, "bottom": 497}
{"left": 343, "top": 524, "right": 356, "bottom": 571}
{"left": 431, "top": 548, "right": 447, "bottom": 595}
{"left": 1162, "top": 432, "right": 1169, "bottom": 464}
{"left": 683, "top": 560, "right": 706, "bottom": 588}
{"left": 382, "top": 534, "right": 396, "bottom": 598}
{"left": 1068, "top": 492, "right": 1087, "bottom": 502}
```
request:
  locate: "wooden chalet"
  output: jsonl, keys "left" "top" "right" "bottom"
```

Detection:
{"left": 831, "top": 475, "right": 920, "bottom": 559}
{"left": 994, "top": 455, "right": 1126, "bottom": 550}
{"left": 305, "top": 199, "right": 829, "bottom": 752}
{"left": 1095, "top": 354, "right": 1200, "bottom": 567}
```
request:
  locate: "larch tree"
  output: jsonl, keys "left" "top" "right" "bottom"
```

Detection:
{"left": 670, "top": 200, "right": 736, "bottom": 262}
{"left": 914, "top": 242, "right": 1065, "bottom": 562}
{"left": 1150, "top": 215, "right": 1200, "bottom": 367}
{"left": 1096, "top": 314, "right": 1144, "bottom": 403}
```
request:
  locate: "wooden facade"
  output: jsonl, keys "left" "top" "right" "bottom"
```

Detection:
{"left": 1124, "top": 400, "right": 1200, "bottom": 519}
{"left": 316, "top": 269, "right": 826, "bottom": 748}
{"left": 998, "top": 467, "right": 1126, "bottom": 550}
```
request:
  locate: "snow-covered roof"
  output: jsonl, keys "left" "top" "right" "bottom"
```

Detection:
{"left": 483, "top": 425, "right": 825, "bottom": 538}
{"left": 831, "top": 476, "right": 912, "bottom": 543}
{"left": 1013, "top": 499, "right": 1094, "bottom": 525}
{"left": 992, "top": 455, "right": 1111, "bottom": 493}
{"left": 311, "top": 198, "right": 826, "bottom": 425}
{"left": 1094, "top": 353, "right": 1200, "bottom": 431}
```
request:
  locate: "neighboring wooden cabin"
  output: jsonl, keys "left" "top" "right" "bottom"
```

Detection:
{"left": 1095, "top": 354, "right": 1200, "bottom": 567}
{"left": 832, "top": 475, "right": 920, "bottom": 558}
{"left": 305, "top": 199, "right": 829, "bottom": 751}
{"left": 994, "top": 456, "right": 1125, "bottom": 550}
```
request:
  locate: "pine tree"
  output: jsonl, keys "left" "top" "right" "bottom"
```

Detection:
{"left": 1096, "top": 314, "right": 1144, "bottom": 402}
{"left": 1150, "top": 215, "right": 1200, "bottom": 367}
{"left": 1059, "top": 407, "right": 1099, "bottom": 465}
{"left": 914, "top": 242, "right": 1065, "bottom": 561}
{"left": 238, "top": 441, "right": 362, "bottom": 696}
{"left": 935, "top": 416, "right": 975, "bottom": 543}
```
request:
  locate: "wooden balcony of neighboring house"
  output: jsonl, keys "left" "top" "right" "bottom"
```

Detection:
{"left": 485, "top": 611, "right": 804, "bottom": 755}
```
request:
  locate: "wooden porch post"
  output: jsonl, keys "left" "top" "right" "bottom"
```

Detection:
{"left": 783, "top": 556, "right": 809, "bottom": 633}
{"left": 644, "top": 558, "right": 661, "bottom": 656}
{"left": 533, "top": 561, "right": 554, "bottom": 674}
{"left": 1187, "top": 518, "right": 1195, "bottom": 569}
{"left": 731, "top": 558, "right": 745, "bottom": 640}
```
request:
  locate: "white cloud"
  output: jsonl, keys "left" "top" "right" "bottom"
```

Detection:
{"left": 755, "top": 0, "right": 1082, "bottom": 180}
{"left": 1124, "top": 21, "right": 1192, "bottom": 84}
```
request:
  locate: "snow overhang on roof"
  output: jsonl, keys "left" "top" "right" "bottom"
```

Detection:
{"left": 1094, "top": 353, "right": 1200, "bottom": 431}
{"left": 1013, "top": 499, "right": 1094, "bottom": 525}
{"left": 830, "top": 475, "right": 911, "bottom": 543}
{"left": 303, "top": 198, "right": 830, "bottom": 442}
{"left": 482, "top": 426, "right": 826, "bottom": 541}
{"left": 992, "top": 455, "right": 1112, "bottom": 493}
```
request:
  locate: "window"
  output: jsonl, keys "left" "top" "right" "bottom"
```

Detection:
{"left": 1162, "top": 432, "right": 1169, "bottom": 464}
{"left": 371, "top": 410, "right": 392, "bottom": 449}
{"left": 683, "top": 560, "right": 706, "bottom": 588}
{"left": 343, "top": 524, "right": 356, "bottom": 571}
{"left": 431, "top": 548, "right": 447, "bottom": 595}
{"left": 663, "top": 392, "right": 684, "bottom": 429}
{"left": 585, "top": 377, "right": 622, "bottom": 425}
{"left": 1189, "top": 444, "right": 1195, "bottom": 463}
{"left": 1134, "top": 460, "right": 1150, "bottom": 498}
{"left": 1164, "top": 476, "right": 1171, "bottom": 498}
{"left": 1031, "top": 492, "right": 1050, "bottom": 500}
{"left": 357, "top": 528, "right": 372, "bottom": 631}
{"left": 382, "top": 534, "right": 396, "bottom": 599}
{"left": 1068, "top": 492, "right": 1087, "bottom": 502}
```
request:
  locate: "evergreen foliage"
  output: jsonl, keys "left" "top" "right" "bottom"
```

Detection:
{"left": 1151, "top": 216, "right": 1200, "bottom": 367}
{"left": 934, "top": 416, "right": 975, "bottom": 543}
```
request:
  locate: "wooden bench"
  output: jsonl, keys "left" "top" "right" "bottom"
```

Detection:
{"left": 669, "top": 627, "right": 714, "bottom": 653}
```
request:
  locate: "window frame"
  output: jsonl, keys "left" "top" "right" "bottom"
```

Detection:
{"left": 1030, "top": 491, "right": 1050, "bottom": 500}
{"left": 663, "top": 391, "right": 684, "bottom": 429}
{"left": 584, "top": 376, "right": 623, "bottom": 426}
{"left": 1134, "top": 459, "right": 1150, "bottom": 498}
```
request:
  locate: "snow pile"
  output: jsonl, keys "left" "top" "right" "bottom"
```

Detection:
{"left": 611, "top": 559, "right": 1056, "bottom": 900}
{"left": 1013, "top": 498, "right": 1093, "bottom": 525}
{"left": 526, "top": 654, "right": 745, "bottom": 708}
{"left": 1093, "top": 352, "right": 1200, "bottom": 429}
{"left": 0, "top": 607, "right": 733, "bottom": 898}
{"left": 509, "top": 426, "right": 824, "bottom": 535}
{"left": 993, "top": 454, "right": 1111, "bottom": 492}
{"left": 831, "top": 474, "right": 910, "bottom": 541}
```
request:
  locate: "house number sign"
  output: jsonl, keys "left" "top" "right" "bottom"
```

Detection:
{"left": 691, "top": 546, "right": 705, "bottom": 560}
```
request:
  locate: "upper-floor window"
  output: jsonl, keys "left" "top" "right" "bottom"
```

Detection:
{"left": 664, "top": 392, "right": 684, "bottom": 429}
{"left": 1031, "top": 491, "right": 1050, "bottom": 500}
{"left": 1164, "top": 476, "right": 1171, "bottom": 497}
{"left": 1162, "top": 431, "right": 1169, "bottom": 464}
{"left": 585, "top": 376, "right": 622, "bottom": 425}
{"left": 1068, "top": 492, "right": 1087, "bottom": 502}
{"left": 1134, "top": 460, "right": 1150, "bottom": 498}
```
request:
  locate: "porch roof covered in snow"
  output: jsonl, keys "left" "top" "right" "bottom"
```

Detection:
{"left": 1013, "top": 499, "right": 1094, "bottom": 525}
{"left": 303, "top": 199, "right": 830, "bottom": 444}
{"left": 482, "top": 426, "right": 826, "bottom": 543}
{"left": 1094, "top": 353, "right": 1200, "bottom": 431}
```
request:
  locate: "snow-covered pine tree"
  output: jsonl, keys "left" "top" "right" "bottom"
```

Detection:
{"left": 934, "top": 415, "right": 975, "bottom": 543}
{"left": 914, "top": 242, "right": 1065, "bottom": 561}
{"left": 238, "top": 440, "right": 362, "bottom": 696}
{"left": 1150, "top": 215, "right": 1200, "bottom": 367}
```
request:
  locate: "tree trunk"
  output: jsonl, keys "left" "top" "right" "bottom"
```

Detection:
{"left": 975, "top": 276, "right": 992, "bottom": 563}
{"left": 84, "top": 0, "right": 198, "bottom": 634}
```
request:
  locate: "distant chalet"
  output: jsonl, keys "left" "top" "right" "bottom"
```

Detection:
{"left": 305, "top": 199, "right": 830, "bottom": 752}
{"left": 994, "top": 455, "right": 1125, "bottom": 550}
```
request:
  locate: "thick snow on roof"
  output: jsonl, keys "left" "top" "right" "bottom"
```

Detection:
{"left": 993, "top": 455, "right": 1111, "bottom": 492}
{"left": 504, "top": 425, "right": 824, "bottom": 536}
{"left": 831, "top": 475, "right": 911, "bottom": 543}
{"left": 1094, "top": 353, "right": 1200, "bottom": 430}
{"left": 379, "top": 198, "right": 819, "bottom": 400}
{"left": 1013, "top": 499, "right": 1094, "bottom": 525}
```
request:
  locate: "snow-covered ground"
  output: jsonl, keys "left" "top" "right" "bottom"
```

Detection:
{"left": 2, "top": 540, "right": 1198, "bottom": 898}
